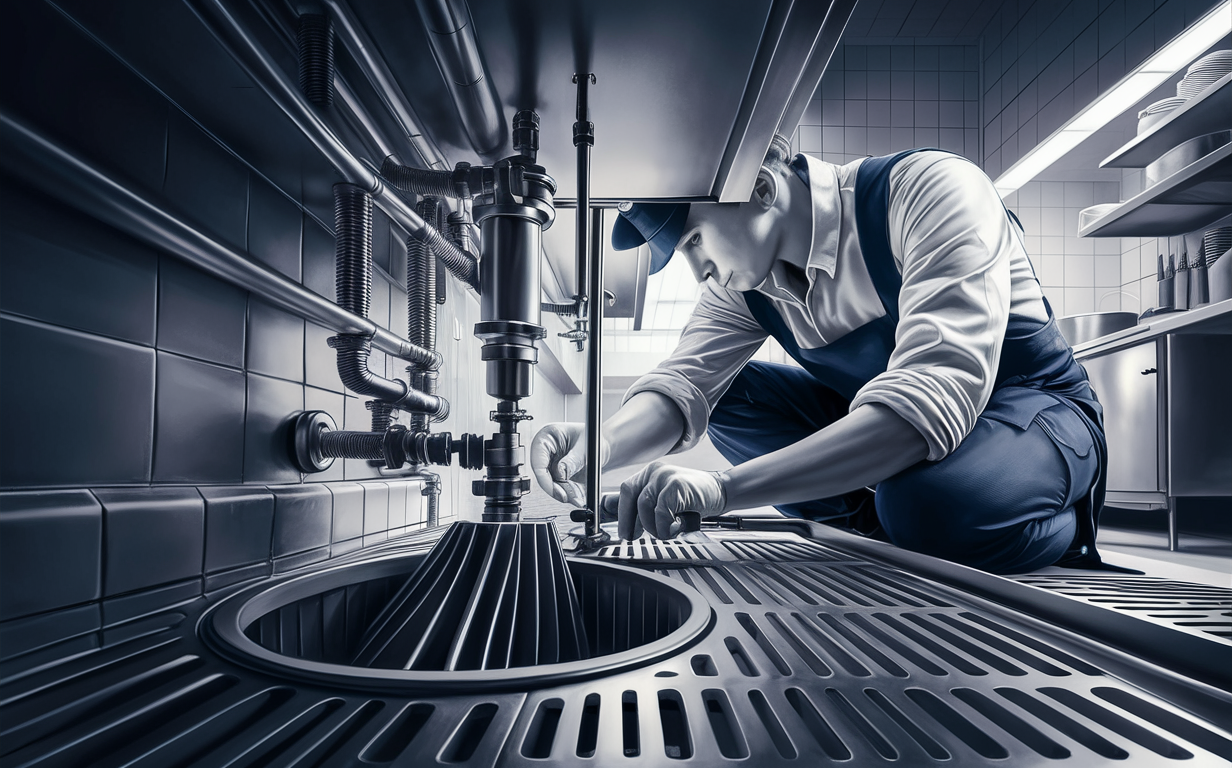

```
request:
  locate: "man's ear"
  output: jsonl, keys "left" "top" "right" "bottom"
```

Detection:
{"left": 752, "top": 167, "right": 779, "bottom": 210}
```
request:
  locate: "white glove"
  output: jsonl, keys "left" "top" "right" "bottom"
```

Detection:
{"left": 530, "top": 423, "right": 608, "bottom": 506}
{"left": 618, "top": 462, "right": 728, "bottom": 541}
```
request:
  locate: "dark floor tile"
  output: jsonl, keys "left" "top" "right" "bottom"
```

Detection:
{"left": 247, "top": 299, "right": 304, "bottom": 382}
{"left": 158, "top": 256, "right": 247, "bottom": 368}
{"left": 244, "top": 373, "right": 303, "bottom": 485}
{"left": 0, "top": 491, "right": 102, "bottom": 621}
{"left": 269, "top": 484, "right": 332, "bottom": 557}
{"left": 0, "top": 604, "right": 100, "bottom": 665}
{"left": 0, "top": 185, "right": 157, "bottom": 345}
{"left": 94, "top": 488, "right": 203, "bottom": 596}
{"left": 248, "top": 176, "right": 302, "bottom": 282}
{"left": 103, "top": 579, "right": 201, "bottom": 627}
{"left": 164, "top": 111, "right": 249, "bottom": 251}
{"left": 201, "top": 486, "right": 273, "bottom": 573}
{"left": 154, "top": 352, "right": 245, "bottom": 483}
{"left": 0, "top": 316, "right": 154, "bottom": 487}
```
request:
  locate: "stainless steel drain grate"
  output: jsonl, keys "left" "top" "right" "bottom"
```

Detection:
{"left": 1014, "top": 573, "right": 1232, "bottom": 642}
{"left": 3, "top": 528, "right": 1230, "bottom": 766}
{"left": 594, "top": 531, "right": 857, "bottom": 563}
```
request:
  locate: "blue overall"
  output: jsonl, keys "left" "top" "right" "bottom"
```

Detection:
{"left": 707, "top": 150, "right": 1109, "bottom": 574}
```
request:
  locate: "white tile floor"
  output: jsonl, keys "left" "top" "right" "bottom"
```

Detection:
{"left": 1098, "top": 527, "right": 1232, "bottom": 589}
{"left": 1096, "top": 527, "right": 1232, "bottom": 588}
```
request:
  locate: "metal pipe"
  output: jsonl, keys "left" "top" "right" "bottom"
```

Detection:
{"left": 324, "top": 0, "right": 449, "bottom": 170}
{"left": 583, "top": 208, "right": 604, "bottom": 536}
{"left": 185, "top": 0, "right": 478, "bottom": 288}
{"left": 0, "top": 112, "right": 440, "bottom": 370}
{"left": 570, "top": 73, "right": 604, "bottom": 536}
{"left": 414, "top": 0, "right": 505, "bottom": 157}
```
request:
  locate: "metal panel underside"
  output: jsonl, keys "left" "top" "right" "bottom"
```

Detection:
{"left": 3, "top": 527, "right": 1230, "bottom": 767}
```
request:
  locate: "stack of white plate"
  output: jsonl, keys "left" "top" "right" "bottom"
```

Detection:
{"left": 1203, "top": 226, "right": 1232, "bottom": 267}
{"left": 1137, "top": 97, "right": 1188, "bottom": 134}
{"left": 1177, "top": 50, "right": 1232, "bottom": 98}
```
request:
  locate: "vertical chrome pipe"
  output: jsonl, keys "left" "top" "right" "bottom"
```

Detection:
{"left": 583, "top": 207, "right": 604, "bottom": 536}
{"left": 573, "top": 74, "right": 600, "bottom": 534}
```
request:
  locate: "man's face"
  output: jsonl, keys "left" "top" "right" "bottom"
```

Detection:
{"left": 672, "top": 183, "right": 781, "bottom": 292}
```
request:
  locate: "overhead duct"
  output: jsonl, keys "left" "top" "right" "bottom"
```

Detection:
{"left": 415, "top": 0, "right": 506, "bottom": 158}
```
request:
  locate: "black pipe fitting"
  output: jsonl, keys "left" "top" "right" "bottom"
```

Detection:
{"left": 297, "top": 13, "right": 334, "bottom": 107}
{"left": 291, "top": 410, "right": 481, "bottom": 473}
{"left": 512, "top": 109, "right": 540, "bottom": 161}
{"left": 380, "top": 158, "right": 493, "bottom": 199}
{"left": 328, "top": 335, "right": 448, "bottom": 418}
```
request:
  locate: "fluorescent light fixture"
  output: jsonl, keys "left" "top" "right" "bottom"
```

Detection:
{"left": 994, "top": 0, "right": 1231, "bottom": 196}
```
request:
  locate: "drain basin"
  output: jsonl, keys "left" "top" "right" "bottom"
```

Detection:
{"left": 203, "top": 552, "right": 711, "bottom": 692}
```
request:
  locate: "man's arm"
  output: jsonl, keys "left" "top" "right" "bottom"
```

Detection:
{"left": 723, "top": 403, "right": 927, "bottom": 509}
{"left": 603, "top": 391, "right": 686, "bottom": 470}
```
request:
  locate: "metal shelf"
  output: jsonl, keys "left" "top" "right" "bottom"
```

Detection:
{"left": 1101, "top": 73, "right": 1232, "bottom": 169}
{"left": 1078, "top": 142, "right": 1232, "bottom": 237}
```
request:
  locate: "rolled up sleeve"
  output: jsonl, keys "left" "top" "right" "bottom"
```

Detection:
{"left": 624, "top": 282, "right": 767, "bottom": 452}
{"left": 849, "top": 154, "right": 1014, "bottom": 461}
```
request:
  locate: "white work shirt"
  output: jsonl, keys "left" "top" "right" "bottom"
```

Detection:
{"left": 625, "top": 151, "right": 1049, "bottom": 462}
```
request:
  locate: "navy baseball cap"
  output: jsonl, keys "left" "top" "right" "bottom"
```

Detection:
{"left": 611, "top": 202, "right": 690, "bottom": 275}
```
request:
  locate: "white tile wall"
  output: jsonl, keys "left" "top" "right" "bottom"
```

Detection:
{"left": 794, "top": 42, "right": 982, "bottom": 165}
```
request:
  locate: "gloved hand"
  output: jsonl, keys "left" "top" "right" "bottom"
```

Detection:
{"left": 618, "top": 462, "right": 728, "bottom": 541}
{"left": 530, "top": 423, "right": 609, "bottom": 506}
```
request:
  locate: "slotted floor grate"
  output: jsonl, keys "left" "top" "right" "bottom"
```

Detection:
{"left": 2, "top": 528, "right": 1230, "bottom": 766}
{"left": 1012, "top": 573, "right": 1232, "bottom": 642}
{"left": 593, "top": 531, "right": 851, "bottom": 564}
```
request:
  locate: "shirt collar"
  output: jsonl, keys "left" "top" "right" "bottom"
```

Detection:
{"left": 756, "top": 154, "right": 840, "bottom": 301}
{"left": 800, "top": 153, "right": 840, "bottom": 278}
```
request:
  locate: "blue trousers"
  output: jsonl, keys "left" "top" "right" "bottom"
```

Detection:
{"left": 708, "top": 361, "right": 1092, "bottom": 574}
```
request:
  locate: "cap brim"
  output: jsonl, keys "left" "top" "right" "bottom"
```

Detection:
{"left": 611, "top": 214, "right": 645, "bottom": 251}
{"left": 646, "top": 205, "right": 689, "bottom": 274}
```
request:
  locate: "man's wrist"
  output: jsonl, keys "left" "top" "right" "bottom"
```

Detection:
{"left": 709, "top": 469, "right": 731, "bottom": 514}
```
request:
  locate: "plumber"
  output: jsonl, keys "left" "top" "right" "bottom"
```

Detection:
{"left": 532, "top": 136, "right": 1108, "bottom": 574}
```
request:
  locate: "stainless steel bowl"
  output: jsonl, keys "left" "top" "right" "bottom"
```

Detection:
{"left": 1056, "top": 311, "right": 1138, "bottom": 346}
{"left": 1145, "top": 131, "right": 1232, "bottom": 187}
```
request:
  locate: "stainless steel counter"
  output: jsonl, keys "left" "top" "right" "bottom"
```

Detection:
{"left": 1071, "top": 298, "right": 1232, "bottom": 360}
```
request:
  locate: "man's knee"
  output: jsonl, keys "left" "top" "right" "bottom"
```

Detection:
{"left": 874, "top": 418, "right": 1079, "bottom": 571}
{"left": 876, "top": 461, "right": 980, "bottom": 557}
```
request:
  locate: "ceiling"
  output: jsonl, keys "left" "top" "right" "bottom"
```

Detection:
{"left": 349, "top": 0, "right": 854, "bottom": 203}
{"left": 843, "top": 0, "right": 999, "bottom": 40}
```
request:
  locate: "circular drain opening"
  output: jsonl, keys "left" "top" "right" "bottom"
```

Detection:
{"left": 204, "top": 552, "right": 712, "bottom": 692}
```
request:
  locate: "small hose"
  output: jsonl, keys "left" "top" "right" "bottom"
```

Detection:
{"left": 421, "top": 223, "right": 478, "bottom": 289}
{"left": 329, "top": 335, "right": 449, "bottom": 418}
{"left": 407, "top": 198, "right": 440, "bottom": 353}
{"left": 319, "top": 430, "right": 384, "bottom": 461}
{"left": 333, "top": 183, "right": 371, "bottom": 317}
{"left": 297, "top": 14, "right": 334, "bottom": 108}
{"left": 367, "top": 400, "right": 395, "bottom": 432}
{"left": 331, "top": 183, "right": 447, "bottom": 419}
{"left": 381, "top": 157, "right": 458, "bottom": 198}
